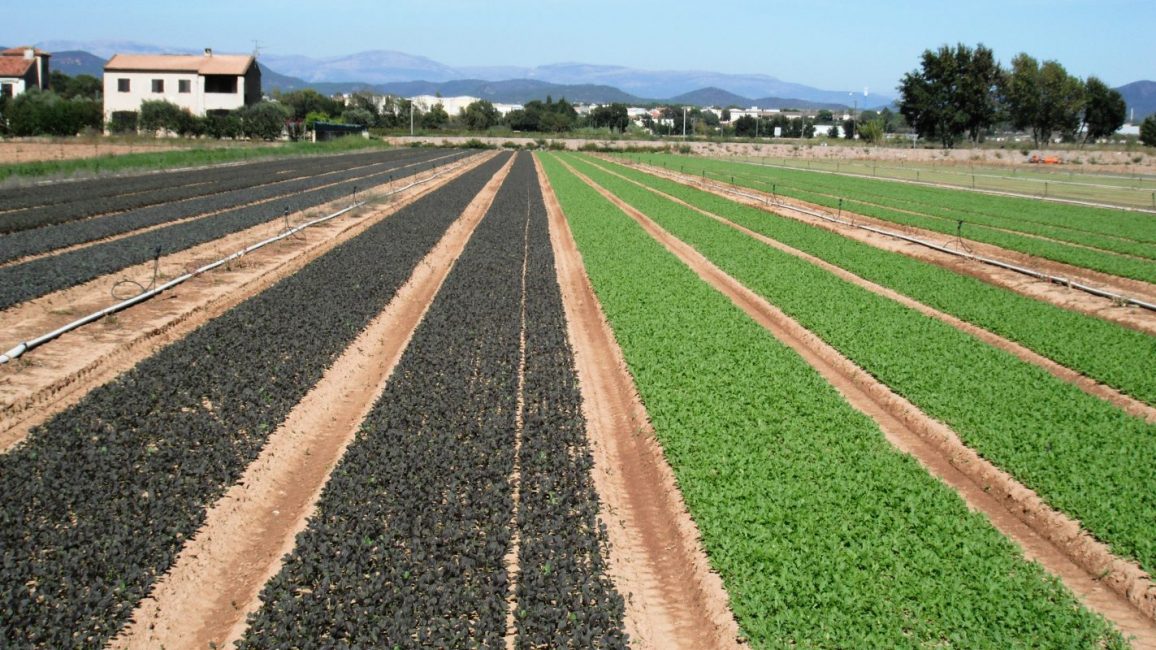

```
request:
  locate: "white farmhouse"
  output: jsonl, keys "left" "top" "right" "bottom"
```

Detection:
{"left": 0, "top": 47, "right": 50, "bottom": 98}
{"left": 102, "top": 49, "right": 261, "bottom": 121}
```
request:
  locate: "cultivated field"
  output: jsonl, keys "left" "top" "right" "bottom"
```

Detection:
{"left": 2, "top": 144, "right": 1155, "bottom": 648}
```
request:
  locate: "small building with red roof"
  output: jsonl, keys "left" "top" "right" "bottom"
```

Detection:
{"left": 0, "top": 46, "right": 51, "bottom": 98}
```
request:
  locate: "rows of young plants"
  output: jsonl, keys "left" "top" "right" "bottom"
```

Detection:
{"left": 240, "top": 154, "right": 625, "bottom": 647}
{"left": 655, "top": 153, "right": 1156, "bottom": 245}
{"left": 564, "top": 154, "right": 1156, "bottom": 577}
{"left": 0, "top": 153, "right": 510, "bottom": 648}
{"left": 714, "top": 159, "right": 1156, "bottom": 250}
{"left": 539, "top": 153, "right": 1126, "bottom": 648}
{"left": 0, "top": 148, "right": 420, "bottom": 234}
{"left": 0, "top": 150, "right": 466, "bottom": 311}
{"left": 624, "top": 153, "right": 1156, "bottom": 283}
{"left": 575, "top": 155, "right": 1156, "bottom": 407}
{"left": 0, "top": 149, "right": 438, "bottom": 258}
{"left": 513, "top": 158, "right": 626, "bottom": 647}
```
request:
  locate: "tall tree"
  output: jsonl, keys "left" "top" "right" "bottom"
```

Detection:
{"left": 898, "top": 43, "right": 998, "bottom": 148}
{"left": 1141, "top": 115, "right": 1156, "bottom": 147}
{"left": 1082, "top": 76, "right": 1126, "bottom": 143}
{"left": 462, "top": 99, "right": 500, "bottom": 131}
{"left": 1005, "top": 54, "right": 1085, "bottom": 146}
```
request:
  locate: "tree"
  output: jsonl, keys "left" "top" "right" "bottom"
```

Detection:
{"left": 1082, "top": 76, "right": 1126, "bottom": 143}
{"left": 6, "top": 89, "right": 101, "bottom": 136}
{"left": 733, "top": 115, "right": 757, "bottom": 137}
{"left": 462, "top": 99, "right": 500, "bottom": 131}
{"left": 274, "top": 89, "right": 344, "bottom": 121}
{"left": 898, "top": 43, "right": 1001, "bottom": 148}
{"left": 1005, "top": 54, "right": 1085, "bottom": 146}
{"left": 238, "top": 101, "right": 290, "bottom": 140}
{"left": 341, "top": 107, "right": 375, "bottom": 128}
{"left": 1141, "top": 115, "right": 1156, "bottom": 147}
{"left": 49, "top": 72, "right": 101, "bottom": 100}
{"left": 421, "top": 102, "right": 449, "bottom": 129}
{"left": 858, "top": 118, "right": 886, "bottom": 144}
{"left": 816, "top": 109, "right": 834, "bottom": 123}
{"left": 843, "top": 117, "right": 856, "bottom": 139}
{"left": 590, "top": 103, "right": 629, "bottom": 132}
{"left": 139, "top": 100, "right": 185, "bottom": 134}
{"left": 205, "top": 111, "right": 242, "bottom": 139}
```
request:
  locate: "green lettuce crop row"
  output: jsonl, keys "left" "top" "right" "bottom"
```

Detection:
{"left": 575, "top": 154, "right": 1156, "bottom": 408}
{"left": 539, "top": 152, "right": 1126, "bottom": 649}
{"left": 563, "top": 153, "right": 1156, "bottom": 578}
{"left": 621, "top": 153, "right": 1156, "bottom": 283}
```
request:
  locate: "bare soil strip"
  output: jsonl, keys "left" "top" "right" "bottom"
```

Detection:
{"left": 564, "top": 160, "right": 1156, "bottom": 645}
{"left": 582, "top": 158, "right": 1156, "bottom": 422}
{"left": 0, "top": 152, "right": 458, "bottom": 269}
{"left": 536, "top": 156, "right": 743, "bottom": 650}
{"left": 108, "top": 155, "right": 516, "bottom": 650}
{"left": 504, "top": 208, "right": 531, "bottom": 649}
{"left": 0, "top": 153, "right": 494, "bottom": 454}
{"left": 625, "top": 160, "right": 1156, "bottom": 335}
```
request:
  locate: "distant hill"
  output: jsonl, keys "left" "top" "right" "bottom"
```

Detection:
{"left": 670, "top": 87, "right": 751, "bottom": 108}
{"left": 48, "top": 50, "right": 106, "bottom": 77}
{"left": 1117, "top": 80, "right": 1156, "bottom": 121}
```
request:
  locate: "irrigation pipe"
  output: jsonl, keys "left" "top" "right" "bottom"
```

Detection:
{"left": 0, "top": 152, "right": 474, "bottom": 364}
{"left": 638, "top": 162, "right": 1156, "bottom": 313}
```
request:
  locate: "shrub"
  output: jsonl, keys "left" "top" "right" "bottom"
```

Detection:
{"left": 109, "top": 111, "right": 138, "bottom": 134}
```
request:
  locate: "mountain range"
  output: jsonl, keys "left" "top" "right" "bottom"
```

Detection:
{"left": 31, "top": 40, "right": 1156, "bottom": 118}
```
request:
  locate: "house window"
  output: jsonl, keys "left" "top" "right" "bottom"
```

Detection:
{"left": 152, "top": 79, "right": 164, "bottom": 93}
{"left": 178, "top": 79, "right": 191, "bottom": 93}
{"left": 0, "top": 84, "right": 12, "bottom": 98}
{"left": 204, "top": 75, "right": 238, "bottom": 94}
{"left": 117, "top": 78, "right": 130, "bottom": 92}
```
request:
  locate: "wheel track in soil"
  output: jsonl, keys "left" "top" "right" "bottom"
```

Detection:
{"left": 537, "top": 155, "right": 743, "bottom": 650}
{"left": 107, "top": 154, "right": 516, "bottom": 650}
{"left": 0, "top": 152, "right": 494, "bottom": 454}
{"left": 561, "top": 157, "right": 1156, "bottom": 647}
{"left": 578, "top": 156, "right": 1156, "bottom": 422}
{"left": 622, "top": 159, "right": 1156, "bottom": 335}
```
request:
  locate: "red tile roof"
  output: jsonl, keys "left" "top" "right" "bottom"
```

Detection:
{"left": 0, "top": 57, "right": 34, "bottom": 77}
{"left": 104, "top": 53, "right": 255, "bottom": 76}
{"left": 0, "top": 46, "right": 50, "bottom": 57}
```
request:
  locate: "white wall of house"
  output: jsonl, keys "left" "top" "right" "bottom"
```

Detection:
{"left": 0, "top": 77, "right": 27, "bottom": 96}
{"left": 103, "top": 71, "right": 246, "bottom": 120}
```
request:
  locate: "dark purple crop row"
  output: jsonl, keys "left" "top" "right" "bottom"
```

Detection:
{"left": 0, "top": 153, "right": 510, "bottom": 649}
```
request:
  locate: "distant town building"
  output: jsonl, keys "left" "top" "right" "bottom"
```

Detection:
{"left": 0, "top": 46, "right": 51, "bottom": 98}
{"left": 407, "top": 95, "right": 522, "bottom": 116}
{"left": 102, "top": 49, "right": 261, "bottom": 121}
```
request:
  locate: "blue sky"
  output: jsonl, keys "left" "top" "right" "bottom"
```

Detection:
{"left": 5, "top": 0, "right": 1153, "bottom": 92}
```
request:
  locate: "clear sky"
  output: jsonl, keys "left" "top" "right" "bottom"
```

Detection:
{"left": 5, "top": 0, "right": 1153, "bottom": 92}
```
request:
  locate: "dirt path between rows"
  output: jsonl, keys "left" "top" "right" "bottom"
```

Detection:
{"left": 580, "top": 157, "right": 1156, "bottom": 422}
{"left": 563, "top": 159, "right": 1156, "bottom": 645}
{"left": 537, "top": 156, "right": 743, "bottom": 650}
{"left": 620, "top": 159, "right": 1156, "bottom": 335}
{"left": 0, "top": 152, "right": 454, "bottom": 270}
{"left": 108, "top": 154, "right": 516, "bottom": 650}
{"left": 0, "top": 152, "right": 493, "bottom": 453}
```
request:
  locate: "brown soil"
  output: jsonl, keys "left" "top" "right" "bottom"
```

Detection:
{"left": 0, "top": 152, "right": 446, "bottom": 270}
{"left": 628, "top": 161, "right": 1156, "bottom": 335}
{"left": 580, "top": 157, "right": 1156, "bottom": 423}
{"left": 504, "top": 211, "right": 532, "bottom": 649}
{"left": 109, "top": 154, "right": 516, "bottom": 650}
{"left": 0, "top": 152, "right": 493, "bottom": 453}
{"left": 562, "top": 158, "right": 1156, "bottom": 644}
{"left": 536, "top": 155, "right": 743, "bottom": 650}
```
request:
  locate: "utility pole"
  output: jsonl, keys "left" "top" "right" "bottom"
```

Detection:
{"left": 683, "top": 106, "right": 687, "bottom": 138}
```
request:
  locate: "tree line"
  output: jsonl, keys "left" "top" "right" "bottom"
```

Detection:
{"left": 898, "top": 43, "right": 1135, "bottom": 148}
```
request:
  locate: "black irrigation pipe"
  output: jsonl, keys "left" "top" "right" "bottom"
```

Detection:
{"left": 646, "top": 164, "right": 1156, "bottom": 313}
{"left": 0, "top": 152, "right": 511, "bottom": 649}
{"left": 0, "top": 149, "right": 481, "bottom": 364}
{"left": 0, "top": 148, "right": 444, "bottom": 264}
{"left": 0, "top": 150, "right": 467, "bottom": 311}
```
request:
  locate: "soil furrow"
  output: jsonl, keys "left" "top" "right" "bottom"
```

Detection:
{"left": 581, "top": 157, "right": 1156, "bottom": 422}
{"left": 627, "top": 161, "right": 1156, "bottom": 333}
{"left": 537, "top": 156, "right": 743, "bottom": 650}
{"left": 563, "top": 158, "right": 1156, "bottom": 645}
{"left": 108, "top": 154, "right": 515, "bottom": 650}
{"left": 0, "top": 153, "right": 491, "bottom": 454}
